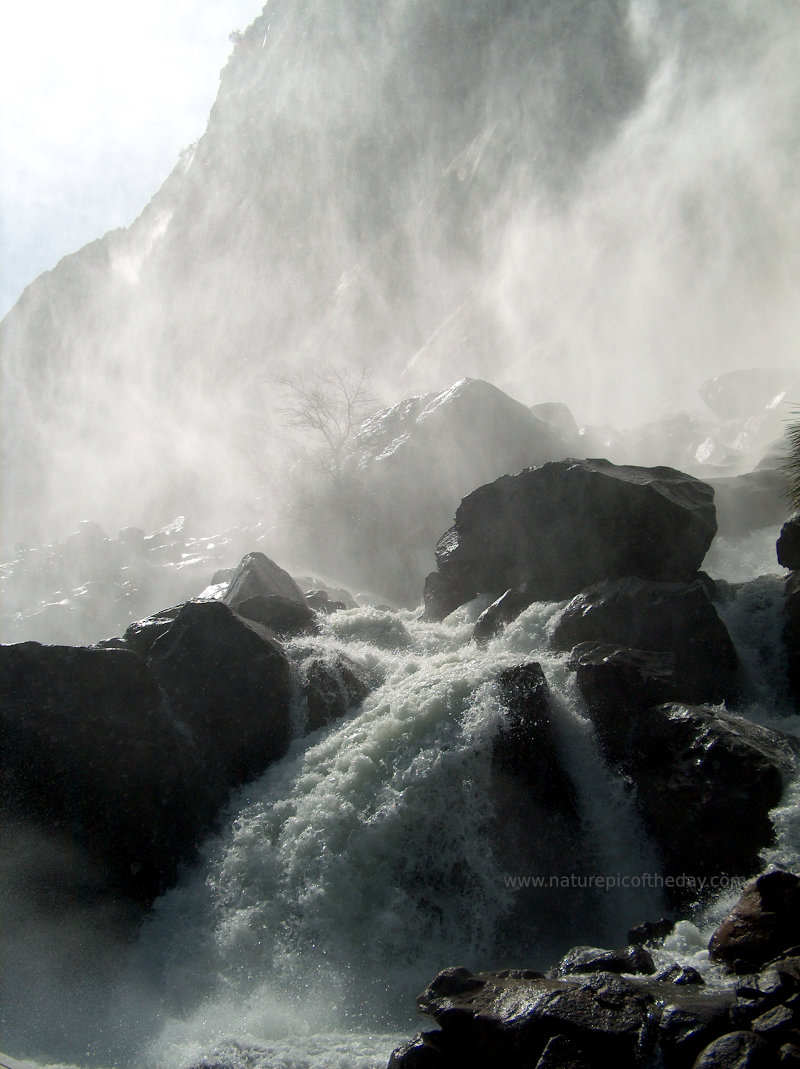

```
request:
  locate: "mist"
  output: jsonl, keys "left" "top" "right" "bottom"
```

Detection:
{"left": 2, "top": 0, "right": 798, "bottom": 572}
{"left": 2, "top": 6, "right": 800, "bottom": 1066}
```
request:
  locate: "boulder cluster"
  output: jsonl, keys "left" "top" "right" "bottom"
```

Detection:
{"left": 0, "top": 553, "right": 368, "bottom": 905}
{"left": 388, "top": 871, "right": 800, "bottom": 1069}
{"left": 3, "top": 448, "right": 800, "bottom": 1069}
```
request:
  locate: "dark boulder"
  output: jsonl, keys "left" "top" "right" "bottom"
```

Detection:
{"left": 0, "top": 643, "right": 191, "bottom": 902}
{"left": 303, "top": 652, "right": 372, "bottom": 731}
{"left": 552, "top": 578, "right": 738, "bottom": 704}
{"left": 691, "top": 1030, "right": 770, "bottom": 1068}
{"left": 778, "top": 519, "right": 800, "bottom": 572}
{"left": 422, "top": 571, "right": 469, "bottom": 622}
{"left": 629, "top": 918, "right": 675, "bottom": 946}
{"left": 303, "top": 589, "right": 348, "bottom": 614}
{"left": 148, "top": 600, "right": 296, "bottom": 796}
{"left": 709, "top": 871, "right": 800, "bottom": 974}
{"left": 587, "top": 704, "right": 799, "bottom": 900}
{"left": 1, "top": 599, "right": 301, "bottom": 907}
{"left": 655, "top": 964, "right": 705, "bottom": 986}
{"left": 121, "top": 604, "right": 183, "bottom": 657}
{"left": 387, "top": 1033, "right": 447, "bottom": 1068}
{"left": 493, "top": 663, "right": 577, "bottom": 813}
{"left": 548, "top": 945, "right": 656, "bottom": 978}
{"left": 426, "top": 459, "right": 717, "bottom": 617}
{"left": 223, "top": 551, "right": 305, "bottom": 611}
{"left": 235, "top": 593, "right": 319, "bottom": 636}
{"left": 784, "top": 572, "right": 800, "bottom": 712}
{"left": 569, "top": 643, "right": 679, "bottom": 714}
{"left": 414, "top": 966, "right": 655, "bottom": 1066}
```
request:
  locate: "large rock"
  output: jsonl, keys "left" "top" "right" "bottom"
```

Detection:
{"left": 425, "top": 459, "right": 716, "bottom": 618}
{"left": 235, "top": 593, "right": 319, "bottom": 636}
{"left": 568, "top": 643, "right": 680, "bottom": 715}
{"left": 223, "top": 552, "right": 305, "bottom": 611}
{"left": 551, "top": 578, "right": 738, "bottom": 703}
{"left": 548, "top": 944, "right": 655, "bottom": 978}
{"left": 707, "top": 467, "right": 789, "bottom": 539}
{"left": 699, "top": 369, "right": 796, "bottom": 421}
{"left": 388, "top": 959, "right": 800, "bottom": 1069}
{"left": 587, "top": 704, "right": 799, "bottom": 898}
{"left": 709, "top": 871, "right": 800, "bottom": 973}
{"left": 0, "top": 643, "right": 192, "bottom": 902}
{"left": 493, "top": 663, "right": 577, "bottom": 814}
{"left": 785, "top": 573, "right": 800, "bottom": 712}
{"left": 414, "top": 966, "right": 655, "bottom": 1066}
{"left": 778, "top": 519, "right": 800, "bottom": 571}
{"left": 490, "top": 664, "right": 585, "bottom": 953}
{"left": 147, "top": 600, "right": 296, "bottom": 794}
{"left": 396, "top": 966, "right": 737, "bottom": 1069}
{"left": 1, "top": 598, "right": 300, "bottom": 907}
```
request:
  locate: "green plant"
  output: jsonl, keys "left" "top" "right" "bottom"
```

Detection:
{"left": 786, "top": 415, "right": 800, "bottom": 514}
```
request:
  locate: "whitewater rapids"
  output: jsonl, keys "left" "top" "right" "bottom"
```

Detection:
{"left": 3, "top": 578, "right": 799, "bottom": 1069}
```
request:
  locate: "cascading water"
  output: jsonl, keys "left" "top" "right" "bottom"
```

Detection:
{"left": 2, "top": 558, "right": 799, "bottom": 1069}
{"left": 3, "top": 2, "right": 800, "bottom": 1065}
{"left": 4, "top": 589, "right": 771, "bottom": 1069}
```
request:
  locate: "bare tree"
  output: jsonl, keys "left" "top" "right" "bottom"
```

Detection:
{"left": 276, "top": 365, "right": 376, "bottom": 476}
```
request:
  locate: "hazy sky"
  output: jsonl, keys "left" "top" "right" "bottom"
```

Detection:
{"left": 0, "top": 0, "right": 264, "bottom": 316}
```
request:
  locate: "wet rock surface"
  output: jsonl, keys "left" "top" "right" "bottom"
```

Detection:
{"left": 1, "top": 596, "right": 299, "bottom": 906}
{"left": 552, "top": 577, "right": 738, "bottom": 704}
{"left": 0, "top": 642, "right": 192, "bottom": 902}
{"left": 585, "top": 703, "right": 799, "bottom": 899}
{"left": 708, "top": 872, "right": 800, "bottom": 973}
{"left": 388, "top": 894, "right": 800, "bottom": 1069}
{"left": 425, "top": 459, "right": 717, "bottom": 619}
{"left": 222, "top": 551, "right": 306, "bottom": 610}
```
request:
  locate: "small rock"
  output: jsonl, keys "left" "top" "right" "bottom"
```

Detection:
{"left": 691, "top": 1029, "right": 770, "bottom": 1068}
{"left": 628, "top": 917, "right": 675, "bottom": 946}
{"left": 751, "top": 1003, "right": 796, "bottom": 1036}
{"left": 655, "top": 964, "right": 705, "bottom": 986}
{"left": 549, "top": 945, "right": 655, "bottom": 978}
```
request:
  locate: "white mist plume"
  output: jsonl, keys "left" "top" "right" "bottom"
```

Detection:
{"left": 1, "top": 0, "right": 798, "bottom": 564}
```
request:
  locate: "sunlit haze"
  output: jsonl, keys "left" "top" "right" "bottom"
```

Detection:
{"left": 0, "top": 0, "right": 263, "bottom": 314}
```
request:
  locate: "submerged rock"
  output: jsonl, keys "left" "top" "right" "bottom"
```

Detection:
{"left": 473, "top": 582, "right": 539, "bottom": 644}
{"left": 425, "top": 459, "right": 716, "bottom": 619}
{"left": 302, "top": 650, "right": 372, "bottom": 731}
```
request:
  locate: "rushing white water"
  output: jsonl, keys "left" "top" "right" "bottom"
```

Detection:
{"left": 3, "top": 559, "right": 799, "bottom": 1069}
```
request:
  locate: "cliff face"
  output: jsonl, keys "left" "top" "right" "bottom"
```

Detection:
{"left": 2, "top": 1, "right": 798, "bottom": 552}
